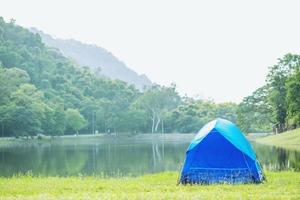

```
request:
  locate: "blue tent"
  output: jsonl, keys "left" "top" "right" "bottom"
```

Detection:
{"left": 180, "top": 118, "right": 264, "bottom": 184}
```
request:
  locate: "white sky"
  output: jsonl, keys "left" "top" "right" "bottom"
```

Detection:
{"left": 1, "top": 0, "right": 300, "bottom": 102}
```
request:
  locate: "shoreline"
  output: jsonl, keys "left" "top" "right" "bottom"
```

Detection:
{"left": 255, "top": 128, "right": 300, "bottom": 151}
{"left": 0, "top": 133, "right": 196, "bottom": 147}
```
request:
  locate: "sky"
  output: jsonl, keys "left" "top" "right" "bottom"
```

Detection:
{"left": 1, "top": 0, "right": 300, "bottom": 103}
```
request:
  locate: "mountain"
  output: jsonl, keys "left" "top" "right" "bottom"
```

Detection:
{"left": 30, "top": 28, "right": 152, "bottom": 90}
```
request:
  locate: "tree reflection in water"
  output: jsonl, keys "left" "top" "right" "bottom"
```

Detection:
{"left": 0, "top": 137, "right": 298, "bottom": 177}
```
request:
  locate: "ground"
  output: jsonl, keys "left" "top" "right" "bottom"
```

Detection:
{"left": 0, "top": 171, "right": 299, "bottom": 200}
{"left": 255, "top": 128, "right": 300, "bottom": 151}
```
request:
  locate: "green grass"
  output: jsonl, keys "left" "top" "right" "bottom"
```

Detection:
{"left": 256, "top": 128, "right": 300, "bottom": 151}
{"left": 0, "top": 171, "right": 299, "bottom": 200}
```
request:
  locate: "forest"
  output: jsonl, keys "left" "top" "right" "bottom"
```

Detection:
{"left": 0, "top": 17, "right": 299, "bottom": 137}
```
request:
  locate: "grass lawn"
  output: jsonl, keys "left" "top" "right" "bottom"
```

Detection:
{"left": 256, "top": 128, "right": 300, "bottom": 151}
{"left": 0, "top": 171, "right": 299, "bottom": 200}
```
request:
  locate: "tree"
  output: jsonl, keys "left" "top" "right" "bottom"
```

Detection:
{"left": 41, "top": 105, "right": 66, "bottom": 136}
{"left": 237, "top": 86, "right": 273, "bottom": 133}
{"left": 0, "top": 67, "right": 31, "bottom": 136}
{"left": 215, "top": 103, "right": 238, "bottom": 123}
{"left": 8, "top": 84, "right": 49, "bottom": 136}
{"left": 286, "top": 69, "right": 300, "bottom": 127}
{"left": 165, "top": 98, "right": 238, "bottom": 133}
{"left": 0, "top": 67, "right": 30, "bottom": 104}
{"left": 65, "top": 108, "right": 86, "bottom": 135}
{"left": 0, "top": 104, "right": 13, "bottom": 137}
{"left": 134, "top": 85, "right": 181, "bottom": 133}
{"left": 165, "top": 99, "right": 202, "bottom": 133}
{"left": 266, "top": 54, "right": 300, "bottom": 132}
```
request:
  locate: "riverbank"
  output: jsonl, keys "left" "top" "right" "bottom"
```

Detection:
{"left": 255, "top": 128, "right": 300, "bottom": 151}
{"left": 0, "top": 171, "right": 299, "bottom": 200}
{"left": 0, "top": 133, "right": 195, "bottom": 147}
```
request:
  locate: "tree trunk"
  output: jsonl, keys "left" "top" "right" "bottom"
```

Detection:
{"left": 278, "top": 123, "right": 286, "bottom": 133}
{"left": 155, "top": 116, "right": 160, "bottom": 133}
{"left": 151, "top": 114, "right": 155, "bottom": 134}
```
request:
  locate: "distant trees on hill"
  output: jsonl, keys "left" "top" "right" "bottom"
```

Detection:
{"left": 0, "top": 17, "right": 299, "bottom": 137}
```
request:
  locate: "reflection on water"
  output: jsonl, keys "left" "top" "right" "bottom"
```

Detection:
{"left": 253, "top": 143, "right": 300, "bottom": 171}
{"left": 0, "top": 135, "right": 299, "bottom": 177}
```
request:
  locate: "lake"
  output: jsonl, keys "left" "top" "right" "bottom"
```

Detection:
{"left": 0, "top": 134, "right": 299, "bottom": 177}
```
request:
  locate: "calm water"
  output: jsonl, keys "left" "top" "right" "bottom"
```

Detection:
{"left": 0, "top": 134, "right": 299, "bottom": 177}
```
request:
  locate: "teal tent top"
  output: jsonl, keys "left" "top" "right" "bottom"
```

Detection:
{"left": 187, "top": 118, "right": 256, "bottom": 161}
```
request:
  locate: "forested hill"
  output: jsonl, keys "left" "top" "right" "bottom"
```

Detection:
{"left": 30, "top": 28, "right": 152, "bottom": 90}
{"left": 0, "top": 17, "right": 142, "bottom": 136}
{"left": 0, "top": 17, "right": 239, "bottom": 137}
{"left": 0, "top": 17, "right": 299, "bottom": 137}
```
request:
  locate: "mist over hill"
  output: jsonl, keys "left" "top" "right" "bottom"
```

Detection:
{"left": 30, "top": 28, "right": 152, "bottom": 90}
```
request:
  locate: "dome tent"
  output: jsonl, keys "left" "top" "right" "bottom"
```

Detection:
{"left": 180, "top": 118, "right": 264, "bottom": 184}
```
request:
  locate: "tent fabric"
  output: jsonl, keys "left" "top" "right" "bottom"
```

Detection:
{"left": 180, "top": 118, "right": 264, "bottom": 184}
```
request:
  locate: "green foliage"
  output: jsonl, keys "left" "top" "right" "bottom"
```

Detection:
{"left": 0, "top": 17, "right": 255, "bottom": 136}
{"left": 7, "top": 84, "right": 49, "bottom": 136}
{"left": 240, "top": 53, "right": 300, "bottom": 134}
{"left": 0, "top": 67, "right": 30, "bottom": 104}
{"left": 266, "top": 54, "right": 300, "bottom": 132}
{"left": 134, "top": 84, "right": 181, "bottom": 133}
{"left": 0, "top": 17, "right": 144, "bottom": 136}
{"left": 0, "top": 66, "right": 51, "bottom": 136}
{"left": 237, "top": 86, "right": 273, "bottom": 133}
{"left": 286, "top": 69, "right": 300, "bottom": 126}
{"left": 2, "top": 16, "right": 299, "bottom": 136}
{"left": 42, "top": 105, "right": 66, "bottom": 135}
{"left": 166, "top": 99, "right": 238, "bottom": 133}
{"left": 65, "top": 109, "right": 86, "bottom": 134}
